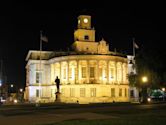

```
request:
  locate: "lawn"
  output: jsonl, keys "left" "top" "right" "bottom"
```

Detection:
{"left": 41, "top": 104, "right": 166, "bottom": 125}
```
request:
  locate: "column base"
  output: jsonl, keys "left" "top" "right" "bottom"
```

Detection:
{"left": 55, "top": 92, "right": 61, "bottom": 102}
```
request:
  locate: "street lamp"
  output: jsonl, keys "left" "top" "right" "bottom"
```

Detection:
{"left": 162, "top": 87, "right": 165, "bottom": 92}
{"left": 142, "top": 76, "right": 148, "bottom": 83}
{"left": 18, "top": 88, "right": 23, "bottom": 103}
{"left": 0, "top": 82, "right": 2, "bottom": 102}
{"left": 161, "top": 87, "right": 165, "bottom": 101}
{"left": 141, "top": 76, "right": 148, "bottom": 103}
{"left": 19, "top": 88, "right": 23, "bottom": 93}
{"left": 11, "top": 84, "right": 14, "bottom": 88}
{"left": 9, "top": 84, "right": 14, "bottom": 98}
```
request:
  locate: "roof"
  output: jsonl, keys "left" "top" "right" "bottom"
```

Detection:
{"left": 25, "top": 50, "right": 53, "bottom": 61}
{"left": 26, "top": 50, "right": 127, "bottom": 61}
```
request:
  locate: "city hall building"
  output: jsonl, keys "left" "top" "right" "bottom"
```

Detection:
{"left": 24, "top": 15, "right": 131, "bottom": 104}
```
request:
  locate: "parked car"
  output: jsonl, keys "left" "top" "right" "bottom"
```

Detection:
{"left": 149, "top": 89, "right": 166, "bottom": 102}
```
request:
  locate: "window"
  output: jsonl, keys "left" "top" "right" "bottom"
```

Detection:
{"left": 103, "top": 68, "right": 107, "bottom": 78}
{"left": 80, "top": 88, "right": 86, "bottom": 97}
{"left": 69, "top": 68, "right": 72, "bottom": 79}
{"left": 82, "top": 67, "right": 86, "bottom": 78}
{"left": 130, "top": 90, "right": 134, "bottom": 97}
{"left": 70, "top": 88, "right": 75, "bottom": 97}
{"left": 111, "top": 88, "right": 115, "bottom": 97}
{"left": 90, "top": 88, "right": 96, "bottom": 97}
{"left": 36, "top": 89, "right": 39, "bottom": 97}
{"left": 90, "top": 67, "right": 95, "bottom": 78}
{"left": 63, "top": 68, "right": 67, "bottom": 79}
{"left": 125, "top": 88, "right": 127, "bottom": 97}
{"left": 51, "top": 89, "right": 54, "bottom": 97}
{"left": 36, "top": 72, "right": 42, "bottom": 83}
{"left": 119, "top": 88, "right": 122, "bottom": 97}
{"left": 117, "top": 64, "right": 122, "bottom": 82}
{"left": 61, "top": 88, "right": 65, "bottom": 96}
{"left": 99, "top": 68, "right": 102, "bottom": 78}
{"left": 84, "top": 35, "right": 89, "bottom": 40}
{"left": 75, "top": 68, "right": 77, "bottom": 81}
{"left": 110, "top": 68, "right": 114, "bottom": 79}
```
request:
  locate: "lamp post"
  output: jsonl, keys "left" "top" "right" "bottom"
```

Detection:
{"left": 0, "top": 82, "right": 2, "bottom": 102}
{"left": 11, "top": 84, "right": 14, "bottom": 88}
{"left": 162, "top": 87, "right": 165, "bottom": 101}
{"left": 19, "top": 88, "right": 23, "bottom": 93}
{"left": 18, "top": 88, "right": 23, "bottom": 103}
{"left": 141, "top": 76, "right": 148, "bottom": 103}
{"left": 9, "top": 84, "right": 14, "bottom": 98}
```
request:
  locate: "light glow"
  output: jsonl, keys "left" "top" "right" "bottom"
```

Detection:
{"left": 142, "top": 76, "right": 148, "bottom": 83}
{"left": 14, "top": 99, "right": 18, "bottom": 103}
{"left": 162, "top": 88, "right": 165, "bottom": 92}
{"left": 11, "top": 84, "right": 14, "bottom": 88}
{"left": 83, "top": 18, "right": 88, "bottom": 23}
{"left": 147, "top": 97, "right": 151, "bottom": 102}
{"left": 20, "top": 88, "right": 23, "bottom": 92}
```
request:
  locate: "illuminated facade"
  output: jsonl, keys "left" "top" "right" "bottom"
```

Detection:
{"left": 127, "top": 55, "right": 139, "bottom": 102}
{"left": 24, "top": 15, "right": 130, "bottom": 103}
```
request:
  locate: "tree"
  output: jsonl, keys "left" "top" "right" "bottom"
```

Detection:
{"left": 135, "top": 46, "right": 163, "bottom": 89}
{"left": 127, "top": 73, "right": 138, "bottom": 87}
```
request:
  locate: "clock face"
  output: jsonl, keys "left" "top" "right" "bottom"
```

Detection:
{"left": 83, "top": 18, "right": 88, "bottom": 23}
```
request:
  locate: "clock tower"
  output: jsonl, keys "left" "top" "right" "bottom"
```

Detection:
{"left": 74, "top": 15, "right": 95, "bottom": 42}
{"left": 73, "top": 15, "right": 97, "bottom": 53}
{"left": 77, "top": 15, "right": 91, "bottom": 29}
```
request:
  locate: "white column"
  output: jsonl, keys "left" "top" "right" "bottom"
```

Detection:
{"left": 67, "top": 61, "right": 69, "bottom": 84}
{"left": 60, "top": 62, "right": 62, "bottom": 84}
{"left": 115, "top": 62, "right": 117, "bottom": 84}
{"left": 77, "top": 60, "right": 79, "bottom": 84}
{"left": 121, "top": 63, "right": 123, "bottom": 84}
{"left": 96, "top": 60, "right": 99, "bottom": 84}
{"left": 87, "top": 60, "right": 89, "bottom": 84}
{"left": 107, "top": 60, "right": 109, "bottom": 84}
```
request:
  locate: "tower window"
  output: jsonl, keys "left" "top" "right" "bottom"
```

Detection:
{"left": 84, "top": 35, "right": 89, "bottom": 40}
{"left": 36, "top": 72, "right": 42, "bottom": 83}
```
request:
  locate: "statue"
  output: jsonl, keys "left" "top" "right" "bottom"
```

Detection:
{"left": 55, "top": 76, "right": 60, "bottom": 93}
{"left": 55, "top": 76, "right": 61, "bottom": 102}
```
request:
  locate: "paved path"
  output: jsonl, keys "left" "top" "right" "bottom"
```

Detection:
{"left": 0, "top": 112, "right": 115, "bottom": 125}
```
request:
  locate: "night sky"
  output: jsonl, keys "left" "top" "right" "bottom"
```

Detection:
{"left": 0, "top": 1, "right": 165, "bottom": 88}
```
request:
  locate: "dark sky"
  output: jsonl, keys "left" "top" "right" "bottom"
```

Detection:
{"left": 0, "top": 1, "right": 165, "bottom": 88}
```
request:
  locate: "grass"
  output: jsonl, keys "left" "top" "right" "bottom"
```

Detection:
{"left": 1, "top": 102, "right": 166, "bottom": 125}
{"left": 41, "top": 118, "right": 166, "bottom": 125}
{"left": 42, "top": 113, "right": 166, "bottom": 125}
{"left": 40, "top": 104, "right": 166, "bottom": 125}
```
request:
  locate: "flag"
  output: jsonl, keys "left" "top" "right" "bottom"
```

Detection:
{"left": 41, "top": 36, "right": 48, "bottom": 42}
{"left": 133, "top": 42, "right": 139, "bottom": 49}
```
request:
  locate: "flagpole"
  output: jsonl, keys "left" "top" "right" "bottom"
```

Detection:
{"left": 133, "top": 37, "right": 135, "bottom": 57}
